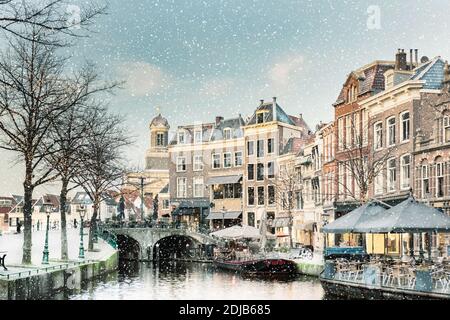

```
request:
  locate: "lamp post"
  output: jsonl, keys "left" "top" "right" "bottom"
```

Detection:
{"left": 42, "top": 206, "right": 51, "bottom": 264}
{"left": 79, "top": 204, "right": 86, "bottom": 259}
{"left": 221, "top": 206, "right": 226, "bottom": 229}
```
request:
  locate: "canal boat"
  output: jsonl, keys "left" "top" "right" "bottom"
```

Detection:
{"left": 213, "top": 257, "right": 297, "bottom": 275}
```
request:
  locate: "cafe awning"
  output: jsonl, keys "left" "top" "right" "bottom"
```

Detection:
{"left": 205, "top": 211, "right": 242, "bottom": 220}
{"left": 171, "top": 199, "right": 210, "bottom": 216}
{"left": 322, "top": 201, "right": 386, "bottom": 234}
{"left": 206, "top": 175, "right": 242, "bottom": 185}
{"left": 356, "top": 196, "right": 450, "bottom": 233}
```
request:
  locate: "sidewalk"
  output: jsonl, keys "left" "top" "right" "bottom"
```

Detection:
{"left": 0, "top": 228, "right": 115, "bottom": 277}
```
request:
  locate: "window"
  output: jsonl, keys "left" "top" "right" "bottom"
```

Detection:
{"left": 234, "top": 152, "right": 243, "bottom": 167}
{"left": 345, "top": 114, "right": 352, "bottom": 148}
{"left": 212, "top": 154, "right": 221, "bottom": 169}
{"left": 223, "top": 152, "right": 232, "bottom": 168}
{"left": 257, "top": 163, "right": 264, "bottom": 181}
{"left": 257, "top": 186, "right": 265, "bottom": 205}
{"left": 256, "top": 111, "right": 268, "bottom": 124}
{"left": 387, "top": 158, "right": 397, "bottom": 192}
{"left": 374, "top": 171, "right": 383, "bottom": 195}
{"left": 295, "top": 191, "right": 303, "bottom": 209}
{"left": 387, "top": 117, "right": 396, "bottom": 146}
{"left": 247, "top": 164, "right": 254, "bottom": 180}
{"left": 268, "top": 186, "right": 275, "bottom": 205}
{"left": 422, "top": 165, "right": 430, "bottom": 198}
{"left": 338, "top": 117, "right": 344, "bottom": 150}
{"left": 223, "top": 128, "right": 231, "bottom": 140}
{"left": 176, "top": 157, "right": 186, "bottom": 172}
{"left": 444, "top": 116, "right": 450, "bottom": 142}
{"left": 436, "top": 162, "right": 444, "bottom": 198}
{"left": 267, "top": 161, "right": 275, "bottom": 179}
{"left": 248, "top": 187, "right": 255, "bottom": 205}
{"left": 400, "top": 154, "right": 410, "bottom": 190}
{"left": 194, "top": 129, "right": 202, "bottom": 143}
{"left": 257, "top": 140, "right": 264, "bottom": 157}
{"left": 401, "top": 112, "right": 410, "bottom": 142}
{"left": 213, "top": 184, "right": 224, "bottom": 199}
{"left": 193, "top": 177, "right": 204, "bottom": 198}
{"left": 177, "top": 178, "right": 187, "bottom": 198}
{"left": 193, "top": 155, "right": 203, "bottom": 171}
{"left": 178, "top": 131, "right": 185, "bottom": 144}
{"left": 234, "top": 183, "right": 242, "bottom": 198}
{"left": 162, "top": 199, "right": 169, "bottom": 209}
{"left": 247, "top": 212, "right": 255, "bottom": 227}
{"left": 374, "top": 122, "right": 383, "bottom": 150}
{"left": 267, "top": 138, "right": 274, "bottom": 154}
{"left": 156, "top": 132, "right": 165, "bottom": 146}
{"left": 224, "top": 184, "right": 234, "bottom": 198}
{"left": 247, "top": 141, "right": 254, "bottom": 156}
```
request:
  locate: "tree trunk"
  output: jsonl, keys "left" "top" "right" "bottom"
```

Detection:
{"left": 288, "top": 213, "right": 294, "bottom": 249}
{"left": 59, "top": 179, "right": 69, "bottom": 260}
{"left": 22, "top": 164, "right": 34, "bottom": 265}
{"left": 88, "top": 198, "right": 99, "bottom": 250}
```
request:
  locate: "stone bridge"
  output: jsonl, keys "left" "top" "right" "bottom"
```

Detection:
{"left": 104, "top": 227, "right": 220, "bottom": 261}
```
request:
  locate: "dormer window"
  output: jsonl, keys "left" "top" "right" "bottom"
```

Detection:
{"left": 223, "top": 128, "right": 231, "bottom": 140}
{"left": 194, "top": 129, "right": 202, "bottom": 144}
{"left": 256, "top": 111, "right": 268, "bottom": 124}
{"left": 347, "top": 84, "right": 358, "bottom": 103}
{"left": 178, "top": 130, "right": 185, "bottom": 144}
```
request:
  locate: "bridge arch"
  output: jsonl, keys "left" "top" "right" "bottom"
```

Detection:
{"left": 153, "top": 235, "right": 202, "bottom": 260}
{"left": 116, "top": 234, "right": 141, "bottom": 260}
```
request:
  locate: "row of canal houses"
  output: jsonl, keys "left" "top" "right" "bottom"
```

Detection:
{"left": 0, "top": 190, "right": 155, "bottom": 234}
{"left": 164, "top": 48, "right": 450, "bottom": 257}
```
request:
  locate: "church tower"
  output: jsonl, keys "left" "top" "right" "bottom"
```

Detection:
{"left": 146, "top": 113, "right": 170, "bottom": 170}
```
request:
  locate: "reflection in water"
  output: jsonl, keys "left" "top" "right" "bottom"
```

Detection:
{"left": 66, "top": 260, "right": 326, "bottom": 300}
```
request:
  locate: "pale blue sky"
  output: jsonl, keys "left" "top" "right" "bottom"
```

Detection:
{"left": 1, "top": 0, "right": 450, "bottom": 196}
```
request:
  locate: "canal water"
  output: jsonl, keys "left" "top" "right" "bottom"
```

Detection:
{"left": 64, "top": 261, "right": 328, "bottom": 300}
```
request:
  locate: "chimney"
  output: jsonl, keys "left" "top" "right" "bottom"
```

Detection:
{"left": 410, "top": 49, "right": 414, "bottom": 70}
{"left": 260, "top": 99, "right": 264, "bottom": 105}
{"left": 272, "top": 97, "right": 277, "bottom": 122}
{"left": 215, "top": 116, "right": 224, "bottom": 125}
{"left": 415, "top": 49, "right": 419, "bottom": 67}
{"left": 299, "top": 113, "right": 303, "bottom": 119}
{"left": 395, "top": 49, "right": 407, "bottom": 71}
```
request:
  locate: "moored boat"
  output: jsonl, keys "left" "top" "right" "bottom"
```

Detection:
{"left": 214, "top": 258, "right": 297, "bottom": 275}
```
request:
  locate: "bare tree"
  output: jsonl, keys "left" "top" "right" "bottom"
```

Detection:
{"left": 336, "top": 114, "right": 397, "bottom": 203}
{"left": 0, "top": 0, "right": 106, "bottom": 46}
{"left": 73, "top": 109, "right": 131, "bottom": 250}
{"left": 45, "top": 97, "right": 118, "bottom": 260}
{"left": 274, "top": 160, "right": 302, "bottom": 249}
{"left": 0, "top": 25, "right": 115, "bottom": 264}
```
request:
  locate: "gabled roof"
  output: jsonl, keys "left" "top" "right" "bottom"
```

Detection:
{"left": 71, "top": 192, "right": 92, "bottom": 205}
{"left": 246, "top": 102, "right": 296, "bottom": 126}
{"left": 169, "top": 123, "right": 214, "bottom": 145}
{"left": 210, "top": 115, "right": 245, "bottom": 141}
{"left": 409, "top": 56, "right": 446, "bottom": 90}
{"left": 334, "top": 61, "right": 395, "bottom": 106}
{"left": 159, "top": 184, "right": 169, "bottom": 194}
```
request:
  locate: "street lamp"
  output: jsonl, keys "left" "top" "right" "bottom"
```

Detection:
{"left": 78, "top": 204, "right": 86, "bottom": 259}
{"left": 42, "top": 206, "right": 51, "bottom": 264}
{"left": 222, "top": 206, "right": 226, "bottom": 230}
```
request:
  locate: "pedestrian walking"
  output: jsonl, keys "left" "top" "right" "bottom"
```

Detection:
{"left": 74, "top": 219, "right": 78, "bottom": 229}
{"left": 37, "top": 220, "right": 40, "bottom": 231}
{"left": 16, "top": 221, "right": 22, "bottom": 234}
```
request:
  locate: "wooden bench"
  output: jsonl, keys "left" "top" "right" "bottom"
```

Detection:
{"left": 0, "top": 251, "right": 7, "bottom": 271}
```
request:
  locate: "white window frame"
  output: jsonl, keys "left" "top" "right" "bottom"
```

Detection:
{"left": 267, "top": 138, "right": 275, "bottom": 154}
{"left": 387, "top": 158, "right": 397, "bottom": 192}
{"left": 387, "top": 116, "right": 396, "bottom": 147}
{"left": 223, "top": 128, "right": 231, "bottom": 140}
{"left": 177, "top": 177, "right": 187, "bottom": 198}
{"left": 247, "top": 140, "right": 254, "bottom": 156}
{"left": 338, "top": 117, "right": 344, "bottom": 151}
{"left": 193, "top": 155, "right": 203, "bottom": 171}
{"left": 257, "top": 139, "right": 265, "bottom": 158}
{"left": 156, "top": 132, "right": 165, "bottom": 146}
{"left": 374, "top": 170, "right": 383, "bottom": 195}
{"left": 194, "top": 129, "right": 202, "bottom": 144}
{"left": 223, "top": 152, "right": 232, "bottom": 168}
{"left": 400, "top": 111, "right": 410, "bottom": 142}
{"left": 176, "top": 156, "right": 186, "bottom": 172}
{"left": 234, "top": 151, "right": 243, "bottom": 167}
{"left": 374, "top": 121, "right": 383, "bottom": 150}
{"left": 400, "top": 154, "right": 411, "bottom": 190}
{"left": 436, "top": 162, "right": 444, "bottom": 198}
{"left": 178, "top": 131, "right": 186, "bottom": 144}
{"left": 443, "top": 116, "right": 450, "bottom": 142}
{"left": 422, "top": 165, "right": 429, "bottom": 198}
{"left": 193, "top": 177, "right": 204, "bottom": 198}
{"left": 212, "top": 153, "right": 221, "bottom": 169}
